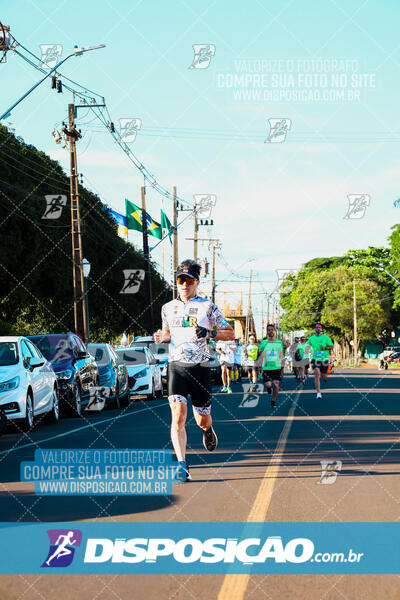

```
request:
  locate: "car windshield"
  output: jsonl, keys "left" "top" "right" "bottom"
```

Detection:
{"left": 115, "top": 349, "right": 147, "bottom": 365}
{"left": 153, "top": 344, "right": 168, "bottom": 354}
{"left": 28, "top": 335, "right": 72, "bottom": 361}
{"left": 0, "top": 342, "right": 19, "bottom": 366}
{"left": 131, "top": 341, "right": 168, "bottom": 355}
{"left": 87, "top": 345, "right": 109, "bottom": 365}
{"left": 131, "top": 340, "right": 152, "bottom": 349}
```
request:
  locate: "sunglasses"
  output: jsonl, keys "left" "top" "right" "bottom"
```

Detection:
{"left": 177, "top": 275, "right": 196, "bottom": 285}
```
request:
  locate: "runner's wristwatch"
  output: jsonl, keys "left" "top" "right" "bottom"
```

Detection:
{"left": 210, "top": 329, "right": 218, "bottom": 339}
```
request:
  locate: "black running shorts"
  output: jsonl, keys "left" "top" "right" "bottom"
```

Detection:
{"left": 262, "top": 369, "right": 282, "bottom": 383}
{"left": 311, "top": 359, "right": 329, "bottom": 374}
{"left": 168, "top": 361, "right": 212, "bottom": 415}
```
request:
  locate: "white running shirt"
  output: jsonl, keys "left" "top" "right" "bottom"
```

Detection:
{"left": 216, "top": 340, "right": 237, "bottom": 364}
{"left": 161, "top": 295, "right": 228, "bottom": 364}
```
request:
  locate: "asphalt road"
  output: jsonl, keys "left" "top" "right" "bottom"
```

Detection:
{"left": 0, "top": 367, "right": 399, "bottom": 599}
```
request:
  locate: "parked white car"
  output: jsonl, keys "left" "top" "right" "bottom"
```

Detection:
{"left": 0, "top": 336, "right": 59, "bottom": 430}
{"left": 131, "top": 337, "right": 169, "bottom": 390}
{"left": 115, "top": 346, "right": 163, "bottom": 400}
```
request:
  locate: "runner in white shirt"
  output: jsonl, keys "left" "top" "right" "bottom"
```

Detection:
{"left": 216, "top": 339, "right": 236, "bottom": 393}
{"left": 153, "top": 260, "right": 234, "bottom": 482}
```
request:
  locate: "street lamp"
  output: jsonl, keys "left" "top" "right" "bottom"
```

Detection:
{"left": 0, "top": 44, "right": 105, "bottom": 121}
{"left": 82, "top": 258, "right": 91, "bottom": 343}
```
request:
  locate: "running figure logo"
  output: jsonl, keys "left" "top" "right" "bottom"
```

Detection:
{"left": 42, "top": 195, "right": 67, "bottom": 220}
{"left": 188, "top": 44, "right": 216, "bottom": 69}
{"left": 265, "top": 118, "right": 291, "bottom": 143}
{"left": 42, "top": 529, "right": 82, "bottom": 568}
{"left": 275, "top": 269, "right": 297, "bottom": 294}
{"left": 194, "top": 194, "right": 217, "bottom": 219}
{"left": 344, "top": 194, "right": 371, "bottom": 219}
{"left": 120, "top": 269, "right": 145, "bottom": 294}
{"left": 39, "top": 44, "right": 62, "bottom": 69}
{"left": 317, "top": 460, "right": 342, "bottom": 485}
{"left": 118, "top": 118, "right": 142, "bottom": 143}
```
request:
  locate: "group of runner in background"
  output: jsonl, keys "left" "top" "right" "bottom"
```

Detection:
{"left": 214, "top": 323, "right": 334, "bottom": 407}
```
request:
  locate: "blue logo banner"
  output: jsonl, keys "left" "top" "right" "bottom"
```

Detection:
{"left": 0, "top": 522, "right": 398, "bottom": 574}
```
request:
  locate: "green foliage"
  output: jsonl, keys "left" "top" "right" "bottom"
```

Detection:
{"left": 280, "top": 256, "right": 394, "bottom": 345}
{"left": 389, "top": 224, "right": 400, "bottom": 308}
{"left": 0, "top": 124, "right": 171, "bottom": 340}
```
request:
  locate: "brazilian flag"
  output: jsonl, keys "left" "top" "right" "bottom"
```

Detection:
{"left": 125, "top": 199, "right": 162, "bottom": 239}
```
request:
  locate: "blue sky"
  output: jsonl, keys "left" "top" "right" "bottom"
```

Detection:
{"left": 2, "top": 0, "right": 400, "bottom": 334}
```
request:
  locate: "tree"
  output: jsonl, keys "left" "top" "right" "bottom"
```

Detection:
{"left": 0, "top": 123, "right": 171, "bottom": 340}
{"left": 280, "top": 258, "right": 393, "bottom": 355}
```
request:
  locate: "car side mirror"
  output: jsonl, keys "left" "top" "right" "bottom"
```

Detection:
{"left": 29, "top": 357, "right": 45, "bottom": 369}
{"left": 76, "top": 351, "right": 89, "bottom": 360}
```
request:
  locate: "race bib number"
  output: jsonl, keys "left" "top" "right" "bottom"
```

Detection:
{"left": 315, "top": 350, "right": 324, "bottom": 358}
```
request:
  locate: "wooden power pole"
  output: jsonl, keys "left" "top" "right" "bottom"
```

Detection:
{"left": 141, "top": 186, "right": 154, "bottom": 333}
{"left": 353, "top": 278, "right": 358, "bottom": 367}
{"left": 245, "top": 269, "right": 253, "bottom": 345}
{"left": 194, "top": 208, "right": 198, "bottom": 262}
{"left": 173, "top": 186, "right": 178, "bottom": 299}
{"left": 65, "top": 103, "right": 87, "bottom": 342}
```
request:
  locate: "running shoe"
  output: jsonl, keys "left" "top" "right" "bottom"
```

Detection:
{"left": 227, "top": 386, "right": 232, "bottom": 394}
{"left": 203, "top": 426, "right": 218, "bottom": 451}
{"left": 316, "top": 392, "right": 322, "bottom": 399}
{"left": 174, "top": 461, "right": 192, "bottom": 482}
{"left": 302, "top": 378, "right": 305, "bottom": 385}
{"left": 220, "top": 386, "right": 227, "bottom": 393}
{"left": 271, "top": 399, "right": 276, "bottom": 408}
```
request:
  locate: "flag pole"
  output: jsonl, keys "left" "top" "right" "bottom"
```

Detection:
{"left": 141, "top": 186, "right": 154, "bottom": 334}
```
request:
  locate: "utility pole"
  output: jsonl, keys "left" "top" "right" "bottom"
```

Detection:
{"left": 64, "top": 103, "right": 87, "bottom": 342}
{"left": 261, "top": 299, "right": 264, "bottom": 339}
{"left": 194, "top": 208, "right": 198, "bottom": 262}
{"left": 353, "top": 278, "right": 358, "bottom": 367}
{"left": 186, "top": 237, "right": 220, "bottom": 301}
{"left": 173, "top": 186, "right": 178, "bottom": 299}
{"left": 245, "top": 269, "right": 253, "bottom": 345}
{"left": 141, "top": 186, "right": 154, "bottom": 333}
{"left": 211, "top": 245, "right": 217, "bottom": 303}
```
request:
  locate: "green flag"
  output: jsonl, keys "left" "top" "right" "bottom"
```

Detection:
{"left": 161, "top": 208, "right": 173, "bottom": 244}
{"left": 125, "top": 198, "right": 162, "bottom": 239}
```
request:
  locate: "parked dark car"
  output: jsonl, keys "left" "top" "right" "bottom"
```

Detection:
{"left": 87, "top": 343, "right": 129, "bottom": 408}
{"left": 27, "top": 333, "right": 99, "bottom": 417}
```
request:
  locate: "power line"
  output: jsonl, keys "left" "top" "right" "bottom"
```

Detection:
{"left": 8, "top": 37, "right": 193, "bottom": 209}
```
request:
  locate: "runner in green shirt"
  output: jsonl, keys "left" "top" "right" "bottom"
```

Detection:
{"left": 243, "top": 333, "right": 259, "bottom": 392}
{"left": 258, "top": 323, "right": 284, "bottom": 408}
{"left": 307, "top": 323, "right": 334, "bottom": 399}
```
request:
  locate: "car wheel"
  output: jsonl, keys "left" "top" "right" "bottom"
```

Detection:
{"left": 47, "top": 387, "right": 60, "bottom": 423}
{"left": 68, "top": 381, "right": 82, "bottom": 417}
{"left": 147, "top": 380, "right": 156, "bottom": 401}
{"left": 120, "top": 382, "right": 130, "bottom": 407}
{"left": 155, "top": 381, "right": 163, "bottom": 398}
{"left": 22, "top": 392, "right": 34, "bottom": 431}
{"left": 110, "top": 382, "right": 121, "bottom": 409}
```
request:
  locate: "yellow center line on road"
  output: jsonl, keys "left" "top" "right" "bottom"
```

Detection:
{"left": 217, "top": 390, "right": 300, "bottom": 600}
